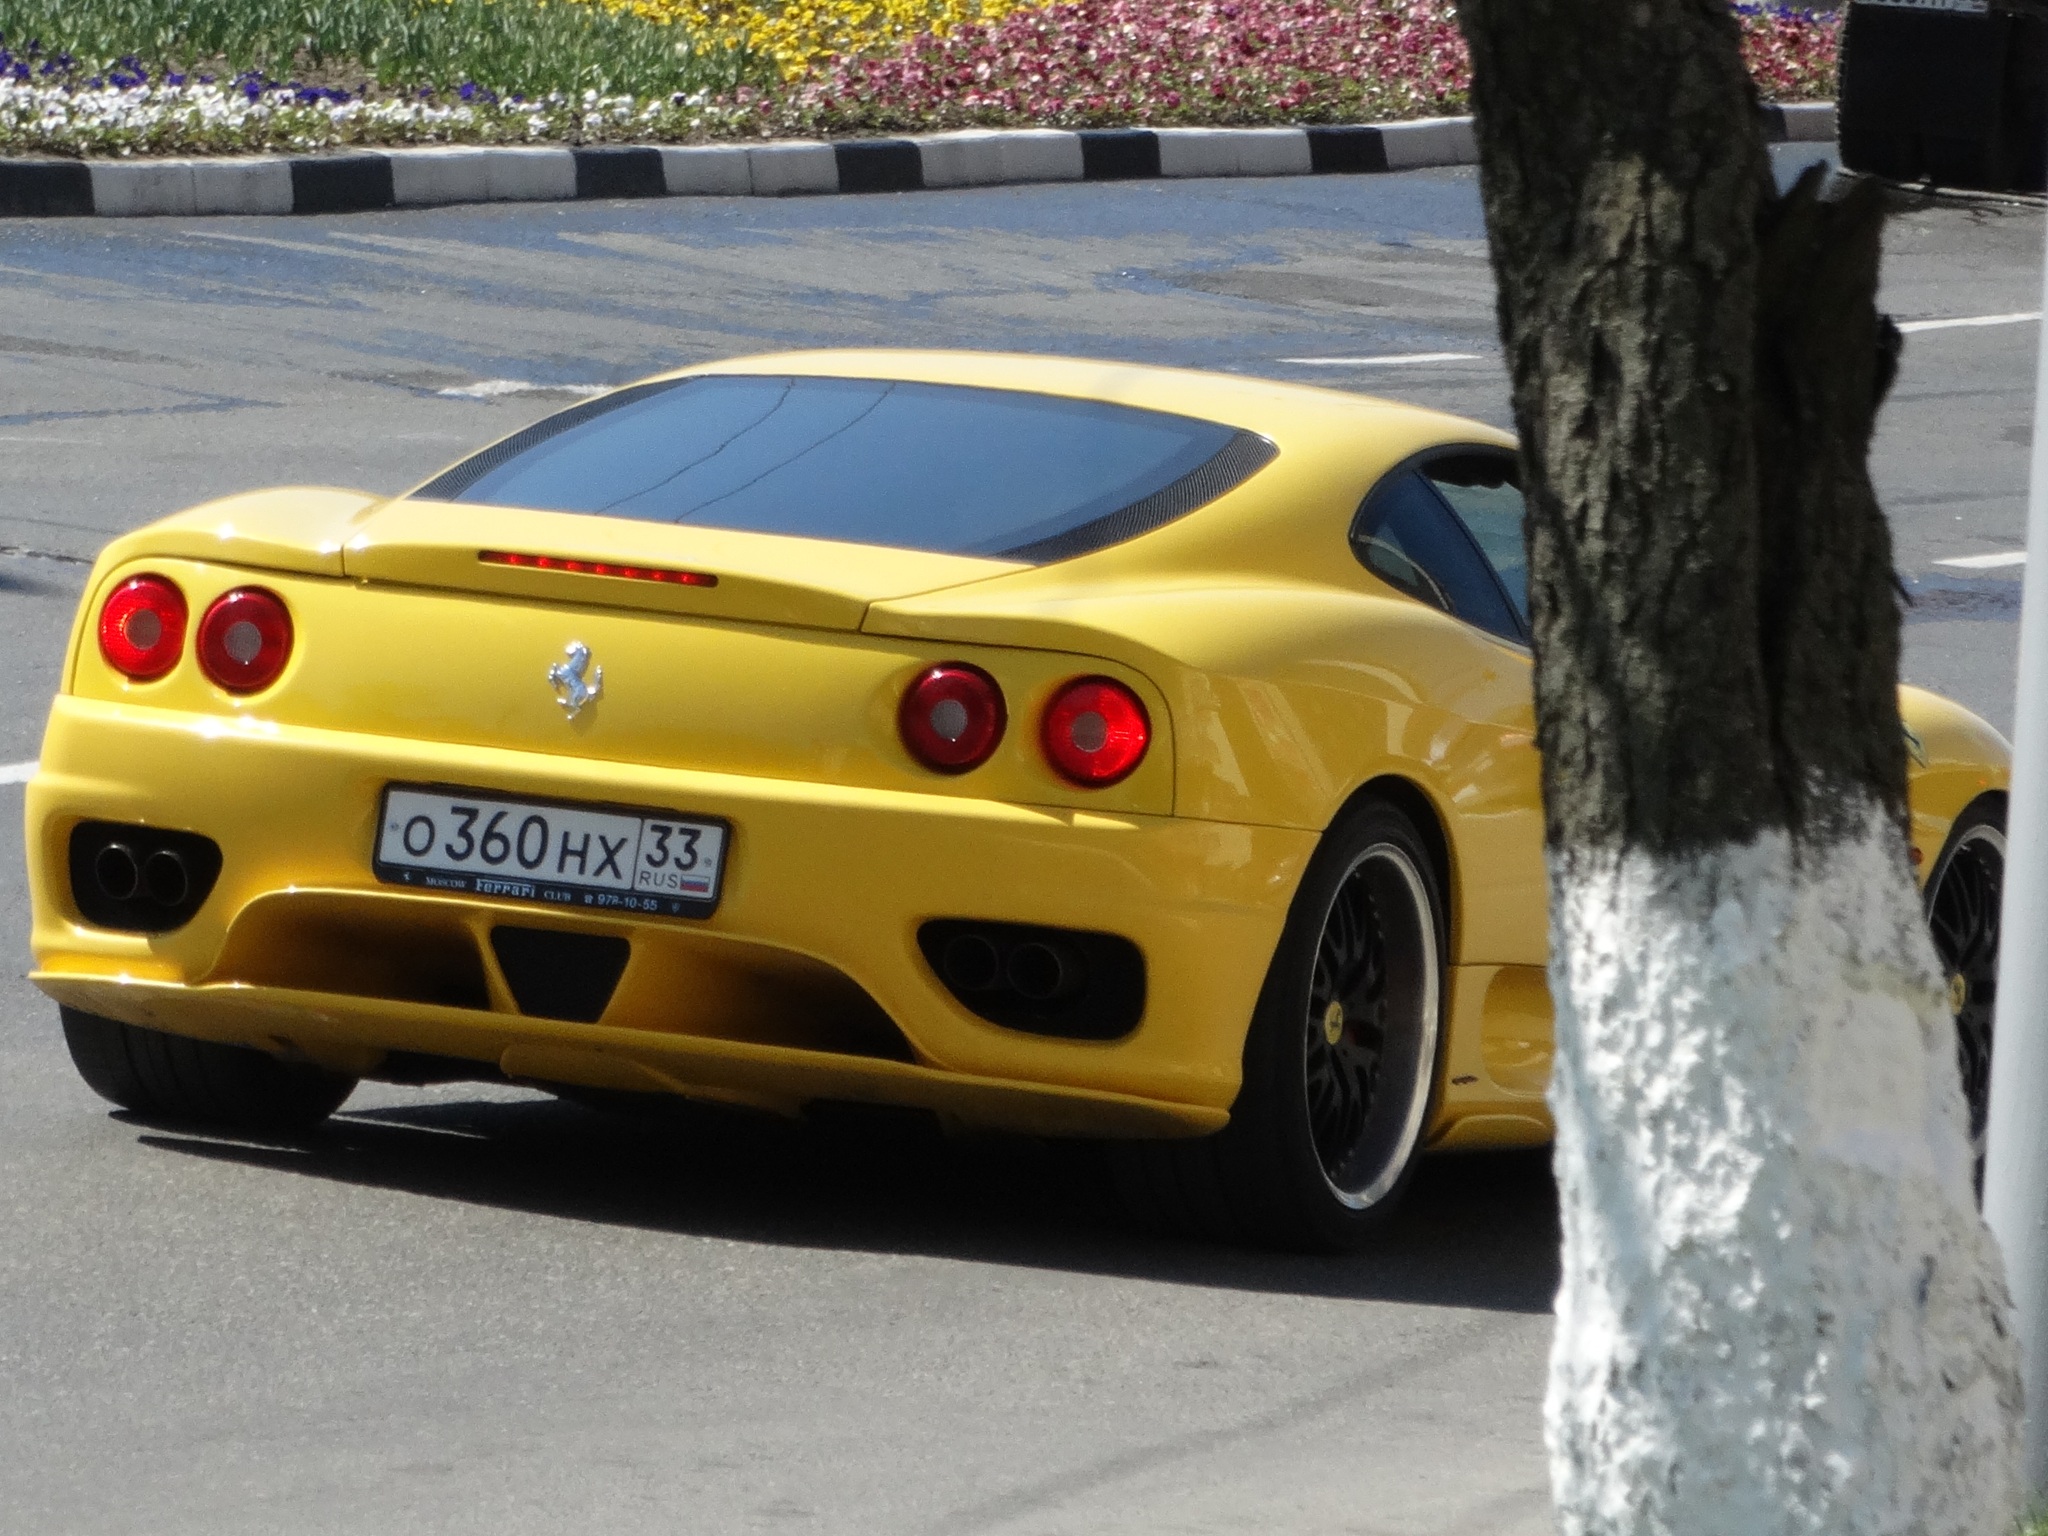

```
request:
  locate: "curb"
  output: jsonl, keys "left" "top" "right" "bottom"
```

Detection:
{"left": 0, "top": 104, "right": 1834, "bottom": 218}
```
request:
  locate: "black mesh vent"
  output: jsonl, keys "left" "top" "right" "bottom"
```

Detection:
{"left": 997, "top": 430, "right": 1278, "bottom": 564}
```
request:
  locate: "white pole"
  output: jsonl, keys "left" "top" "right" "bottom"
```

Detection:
{"left": 1981, "top": 209, "right": 2048, "bottom": 1497}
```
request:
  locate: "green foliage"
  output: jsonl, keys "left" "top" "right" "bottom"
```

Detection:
{"left": 0, "top": 0, "right": 767, "bottom": 97}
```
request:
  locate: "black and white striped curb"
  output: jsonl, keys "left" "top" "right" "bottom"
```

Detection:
{"left": 1, "top": 103, "right": 1833, "bottom": 217}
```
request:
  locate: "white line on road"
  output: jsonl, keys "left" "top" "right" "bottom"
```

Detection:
{"left": 1897, "top": 311, "right": 2042, "bottom": 334}
{"left": 1936, "top": 551, "right": 2028, "bottom": 570}
{"left": 1277, "top": 352, "right": 1483, "bottom": 367}
{"left": 0, "top": 759, "right": 37, "bottom": 784}
{"left": 436, "top": 380, "right": 610, "bottom": 400}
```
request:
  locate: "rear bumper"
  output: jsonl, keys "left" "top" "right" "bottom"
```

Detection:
{"left": 29, "top": 696, "right": 1316, "bottom": 1134}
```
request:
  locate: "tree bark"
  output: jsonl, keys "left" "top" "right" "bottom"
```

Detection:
{"left": 1451, "top": 0, "right": 2023, "bottom": 1528}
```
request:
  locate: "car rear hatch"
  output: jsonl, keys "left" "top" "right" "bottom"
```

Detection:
{"left": 75, "top": 500, "right": 1173, "bottom": 817}
{"left": 72, "top": 366, "right": 1269, "bottom": 812}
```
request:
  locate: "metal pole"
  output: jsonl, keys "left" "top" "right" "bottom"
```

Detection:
{"left": 1981, "top": 215, "right": 2048, "bottom": 1497}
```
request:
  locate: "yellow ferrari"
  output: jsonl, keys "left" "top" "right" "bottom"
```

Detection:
{"left": 27, "top": 351, "right": 2011, "bottom": 1249}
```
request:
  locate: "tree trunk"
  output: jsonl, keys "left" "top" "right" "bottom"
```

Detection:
{"left": 1450, "top": 0, "right": 2023, "bottom": 1528}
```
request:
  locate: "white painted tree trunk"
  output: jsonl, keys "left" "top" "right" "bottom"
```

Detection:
{"left": 1545, "top": 797, "right": 2022, "bottom": 1534}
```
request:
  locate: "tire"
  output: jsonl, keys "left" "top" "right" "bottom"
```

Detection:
{"left": 60, "top": 1007, "right": 356, "bottom": 1132}
{"left": 1112, "top": 798, "right": 1446, "bottom": 1251}
{"left": 1923, "top": 797, "right": 2005, "bottom": 1193}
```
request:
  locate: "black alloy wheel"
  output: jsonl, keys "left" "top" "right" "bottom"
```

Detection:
{"left": 1302, "top": 834, "right": 1441, "bottom": 1210}
{"left": 1924, "top": 797, "right": 2005, "bottom": 1190}
{"left": 1110, "top": 798, "right": 1445, "bottom": 1250}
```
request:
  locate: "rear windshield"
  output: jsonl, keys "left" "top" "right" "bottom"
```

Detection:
{"left": 414, "top": 374, "right": 1275, "bottom": 563}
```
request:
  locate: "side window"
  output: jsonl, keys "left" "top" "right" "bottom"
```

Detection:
{"left": 1350, "top": 464, "right": 1523, "bottom": 641}
{"left": 1423, "top": 454, "right": 1528, "bottom": 631}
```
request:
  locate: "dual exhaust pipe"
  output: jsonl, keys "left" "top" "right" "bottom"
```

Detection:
{"left": 939, "top": 932, "right": 1085, "bottom": 1004}
{"left": 92, "top": 842, "right": 193, "bottom": 908}
{"left": 916, "top": 918, "right": 1147, "bottom": 1041}
{"left": 68, "top": 820, "right": 223, "bottom": 934}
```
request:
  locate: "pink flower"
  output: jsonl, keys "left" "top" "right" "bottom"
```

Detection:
{"left": 746, "top": 0, "right": 1836, "bottom": 134}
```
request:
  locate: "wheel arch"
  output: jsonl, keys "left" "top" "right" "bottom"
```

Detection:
{"left": 1927, "top": 787, "right": 2009, "bottom": 877}
{"left": 1966, "top": 787, "right": 2010, "bottom": 826}
{"left": 1922, "top": 787, "right": 2008, "bottom": 893}
{"left": 1327, "top": 773, "right": 1456, "bottom": 946}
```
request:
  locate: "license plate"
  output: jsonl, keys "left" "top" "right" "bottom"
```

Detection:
{"left": 373, "top": 784, "right": 729, "bottom": 918}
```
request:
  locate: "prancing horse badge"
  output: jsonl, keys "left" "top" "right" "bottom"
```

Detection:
{"left": 547, "top": 641, "right": 602, "bottom": 718}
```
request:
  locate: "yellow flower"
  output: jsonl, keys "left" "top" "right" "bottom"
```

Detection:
{"left": 572, "top": 0, "right": 1037, "bottom": 80}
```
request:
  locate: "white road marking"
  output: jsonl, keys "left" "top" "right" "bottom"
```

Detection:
{"left": 436, "top": 379, "right": 609, "bottom": 400}
{"left": 1935, "top": 550, "right": 2028, "bottom": 569}
{"left": 1897, "top": 311, "right": 2041, "bottom": 334}
{"left": 0, "top": 759, "right": 37, "bottom": 784}
{"left": 1277, "top": 352, "right": 1482, "bottom": 367}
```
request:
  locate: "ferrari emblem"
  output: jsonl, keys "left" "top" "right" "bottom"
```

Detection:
{"left": 547, "top": 641, "right": 603, "bottom": 718}
{"left": 1322, "top": 999, "right": 1346, "bottom": 1046}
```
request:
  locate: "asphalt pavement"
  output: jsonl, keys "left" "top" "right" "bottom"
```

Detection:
{"left": 0, "top": 153, "right": 2038, "bottom": 1534}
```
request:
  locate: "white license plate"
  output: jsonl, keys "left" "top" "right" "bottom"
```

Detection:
{"left": 374, "top": 785, "right": 728, "bottom": 918}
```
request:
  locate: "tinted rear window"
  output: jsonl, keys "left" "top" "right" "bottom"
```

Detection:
{"left": 415, "top": 374, "right": 1274, "bottom": 563}
{"left": 1423, "top": 455, "right": 1528, "bottom": 627}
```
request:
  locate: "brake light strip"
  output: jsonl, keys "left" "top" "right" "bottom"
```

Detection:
{"left": 479, "top": 550, "right": 718, "bottom": 587}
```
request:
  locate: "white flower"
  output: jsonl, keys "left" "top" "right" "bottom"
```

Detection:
{"left": 0, "top": 74, "right": 713, "bottom": 154}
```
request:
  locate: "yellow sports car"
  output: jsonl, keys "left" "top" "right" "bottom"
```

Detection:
{"left": 27, "top": 351, "right": 2010, "bottom": 1249}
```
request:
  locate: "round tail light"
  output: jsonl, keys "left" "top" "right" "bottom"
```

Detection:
{"left": 1042, "top": 677, "right": 1150, "bottom": 787}
{"left": 196, "top": 588, "right": 294, "bottom": 694}
{"left": 900, "top": 664, "right": 1006, "bottom": 773}
{"left": 98, "top": 575, "right": 187, "bottom": 682}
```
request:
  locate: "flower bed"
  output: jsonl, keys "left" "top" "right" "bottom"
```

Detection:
{"left": 593, "top": 0, "right": 1038, "bottom": 83}
{"left": 775, "top": 0, "right": 1837, "bottom": 131}
{"left": 0, "top": 64, "right": 729, "bottom": 158}
{"left": 0, "top": 0, "right": 753, "bottom": 97}
{"left": 0, "top": 0, "right": 1839, "bottom": 157}
{"left": 1737, "top": 2, "right": 1841, "bottom": 104}
{"left": 780, "top": 0, "right": 1470, "bottom": 132}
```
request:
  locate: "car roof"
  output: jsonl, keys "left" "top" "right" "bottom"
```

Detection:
{"left": 655, "top": 348, "right": 1513, "bottom": 452}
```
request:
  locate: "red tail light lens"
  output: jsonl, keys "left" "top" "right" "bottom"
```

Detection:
{"left": 98, "top": 575, "right": 187, "bottom": 682}
{"left": 900, "top": 664, "right": 1006, "bottom": 773}
{"left": 479, "top": 551, "right": 718, "bottom": 587}
{"left": 1042, "top": 677, "right": 1150, "bottom": 787}
{"left": 196, "top": 588, "right": 294, "bottom": 694}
